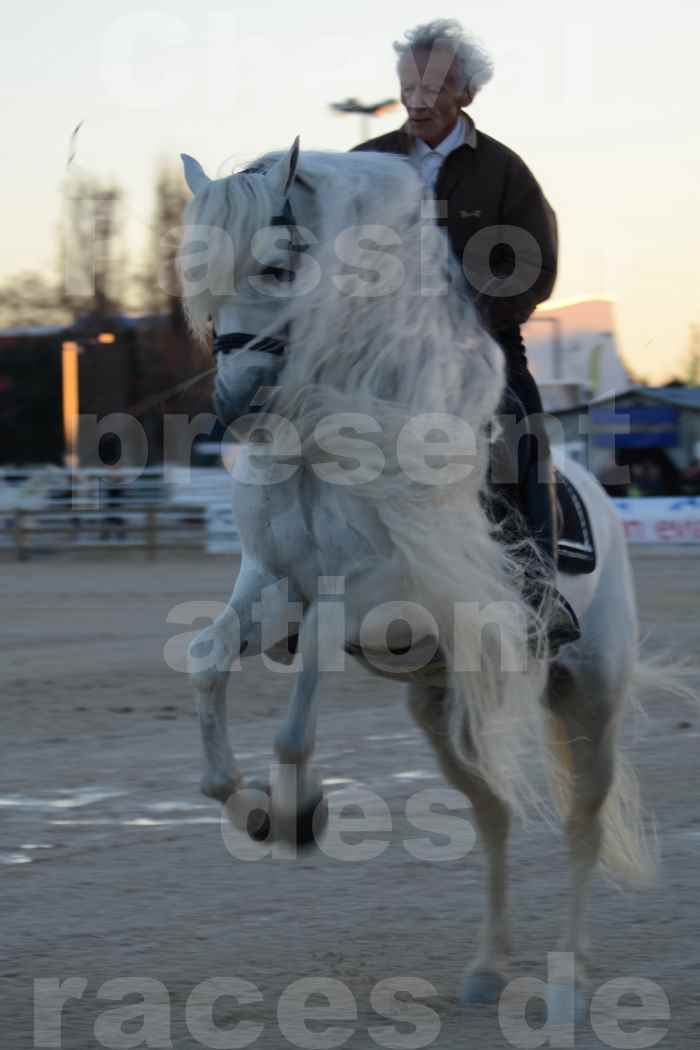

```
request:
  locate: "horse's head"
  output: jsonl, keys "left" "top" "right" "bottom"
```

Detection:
{"left": 178, "top": 139, "right": 308, "bottom": 434}
{"left": 178, "top": 141, "right": 504, "bottom": 454}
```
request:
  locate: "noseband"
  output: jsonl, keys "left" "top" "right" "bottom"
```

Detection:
{"left": 213, "top": 194, "right": 309, "bottom": 358}
{"left": 213, "top": 332, "right": 287, "bottom": 356}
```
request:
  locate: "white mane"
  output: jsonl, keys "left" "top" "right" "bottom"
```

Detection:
{"left": 179, "top": 149, "right": 549, "bottom": 815}
{"left": 180, "top": 149, "right": 503, "bottom": 438}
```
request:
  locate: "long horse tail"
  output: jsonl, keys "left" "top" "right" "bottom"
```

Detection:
{"left": 546, "top": 654, "right": 698, "bottom": 887}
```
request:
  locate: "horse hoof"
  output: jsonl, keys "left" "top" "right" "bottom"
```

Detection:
{"left": 223, "top": 780, "right": 273, "bottom": 842}
{"left": 296, "top": 791, "right": 329, "bottom": 849}
{"left": 275, "top": 792, "right": 328, "bottom": 850}
{"left": 310, "top": 792, "right": 329, "bottom": 844}
{"left": 546, "top": 982, "right": 587, "bottom": 1026}
{"left": 460, "top": 972, "right": 507, "bottom": 1005}
{"left": 244, "top": 780, "right": 272, "bottom": 842}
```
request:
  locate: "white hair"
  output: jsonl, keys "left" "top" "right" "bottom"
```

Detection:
{"left": 394, "top": 19, "right": 494, "bottom": 95}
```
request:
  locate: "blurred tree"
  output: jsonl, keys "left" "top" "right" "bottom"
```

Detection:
{"left": 134, "top": 163, "right": 188, "bottom": 321}
{"left": 0, "top": 272, "right": 69, "bottom": 328}
{"left": 58, "top": 176, "right": 127, "bottom": 320}
{"left": 128, "top": 164, "right": 211, "bottom": 431}
{"left": 681, "top": 324, "right": 700, "bottom": 386}
{"left": 624, "top": 364, "right": 650, "bottom": 387}
{"left": 0, "top": 169, "right": 129, "bottom": 330}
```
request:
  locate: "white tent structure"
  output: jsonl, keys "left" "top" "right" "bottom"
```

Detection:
{"left": 522, "top": 297, "right": 630, "bottom": 411}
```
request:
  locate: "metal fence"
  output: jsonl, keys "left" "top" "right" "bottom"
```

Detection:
{"left": 0, "top": 467, "right": 240, "bottom": 558}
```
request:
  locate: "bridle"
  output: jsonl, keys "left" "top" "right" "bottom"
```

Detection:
{"left": 212, "top": 191, "right": 309, "bottom": 359}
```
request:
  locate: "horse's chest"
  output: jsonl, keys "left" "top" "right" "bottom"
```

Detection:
{"left": 236, "top": 485, "right": 310, "bottom": 563}
{"left": 232, "top": 475, "right": 381, "bottom": 597}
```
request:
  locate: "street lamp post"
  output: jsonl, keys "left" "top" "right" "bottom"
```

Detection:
{"left": 60, "top": 331, "right": 116, "bottom": 470}
{"left": 329, "top": 97, "right": 400, "bottom": 143}
{"left": 61, "top": 341, "right": 81, "bottom": 470}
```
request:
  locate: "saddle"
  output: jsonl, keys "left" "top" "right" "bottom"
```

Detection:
{"left": 486, "top": 444, "right": 596, "bottom": 577}
{"left": 554, "top": 469, "right": 596, "bottom": 576}
{"left": 487, "top": 405, "right": 596, "bottom": 578}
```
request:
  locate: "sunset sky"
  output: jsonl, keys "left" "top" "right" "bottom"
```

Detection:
{"left": 2, "top": 1, "right": 698, "bottom": 382}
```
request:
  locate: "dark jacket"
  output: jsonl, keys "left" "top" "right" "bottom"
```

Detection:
{"left": 352, "top": 118, "right": 558, "bottom": 340}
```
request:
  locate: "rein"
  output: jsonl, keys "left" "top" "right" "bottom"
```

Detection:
{"left": 123, "top": 364, "right": 217, "bottom": 419}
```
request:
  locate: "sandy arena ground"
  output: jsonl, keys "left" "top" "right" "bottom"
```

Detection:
{"left": 2, "top": 548, "right": 699, "bottom": 1048}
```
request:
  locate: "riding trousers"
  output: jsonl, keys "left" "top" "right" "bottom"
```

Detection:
{"left": 489, "top": 324, "right": 556, "bottom": 562}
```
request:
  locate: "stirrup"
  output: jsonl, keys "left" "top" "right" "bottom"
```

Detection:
{"left": 546, "top": 592, "right": 581, "bottom": 655}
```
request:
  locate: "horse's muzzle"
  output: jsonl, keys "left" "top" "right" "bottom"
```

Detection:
{"left": 214, "top": 362, "right": 281, "bottom": 428}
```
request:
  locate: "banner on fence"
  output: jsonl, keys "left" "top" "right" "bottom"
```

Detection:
{"left": 612, "top": 497, "right": 700, "bottom": 544}
{"left": 3, "top": 468, "right": 698, "bottom": 552}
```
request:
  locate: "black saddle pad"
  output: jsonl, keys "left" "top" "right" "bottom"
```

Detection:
{"left": 555, "top": 469, "right": 596, "bottom": 575}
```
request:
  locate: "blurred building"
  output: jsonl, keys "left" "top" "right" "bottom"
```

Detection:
{"left": 549, "top": 385, "right": 700, "bottom": 496}
{"left": 0, "top": 311, "right": 213, "bottom": 467}
{"left": 0, "top": 325, "right": 64, "bottom": 466}
{"left": 523, "top": 297, "right": 630, "bottom": 411}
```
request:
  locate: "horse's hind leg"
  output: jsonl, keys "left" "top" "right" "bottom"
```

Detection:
{"left": 408, "top": 682, "right": 513, "bottom": 1003}
{"left": 545, "top": 662, "right": 622, "bottom": 1021}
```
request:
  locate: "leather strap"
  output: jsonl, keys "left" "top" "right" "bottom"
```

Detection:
{"left": 212, "top": 182, "right": 308, "bottom": 359}
{"left": 213, "top": 332, "right": 286, "bottom": 356}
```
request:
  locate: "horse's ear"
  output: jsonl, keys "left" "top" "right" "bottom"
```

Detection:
{"left": 284, "top": 136, "right": 300, "bottom": 195}
{"left": 268, "top": 136, "right": 300, "bottom": 198}
{"left": 181, "top": 153, "right": 211, "bottom": 195}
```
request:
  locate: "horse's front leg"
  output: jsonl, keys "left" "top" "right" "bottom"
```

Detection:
{"left": 408, "top": 682, "right": 513, "bottom": 1004}
{"left": 188, "top": 567, "right": 299, "bottom": 805}
{"left": 272, "top": 602, "right": 330, "bottom": 848}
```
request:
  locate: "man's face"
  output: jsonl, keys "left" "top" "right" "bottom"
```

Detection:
{"left": 398, "top": 46, "right": 471, "bottom": 148}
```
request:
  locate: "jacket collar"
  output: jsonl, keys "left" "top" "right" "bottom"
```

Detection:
{"left": 364, "top": 111, "right": 479, "bottom": 201}
{"left": 393, "top": 110, "right": 477, "bottom": 153}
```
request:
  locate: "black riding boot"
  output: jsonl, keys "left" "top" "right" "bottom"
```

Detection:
{"left": 523, "top": 458, "right": 581, "bottom": 655}
{"left": 494, "top": 331, "right": 581, "bottom": 654}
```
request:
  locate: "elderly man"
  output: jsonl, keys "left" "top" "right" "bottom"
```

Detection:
{"left": 353, "top": 18, "right": 579, "bottom": 650}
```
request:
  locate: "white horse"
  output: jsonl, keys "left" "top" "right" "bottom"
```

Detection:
{"left": 177, "top": 141, "right": 664, "bottom": 1021}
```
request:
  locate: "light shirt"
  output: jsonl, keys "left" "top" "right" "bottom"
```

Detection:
{"left": 412, "top": 114, "right": 477, "bottom": 192}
